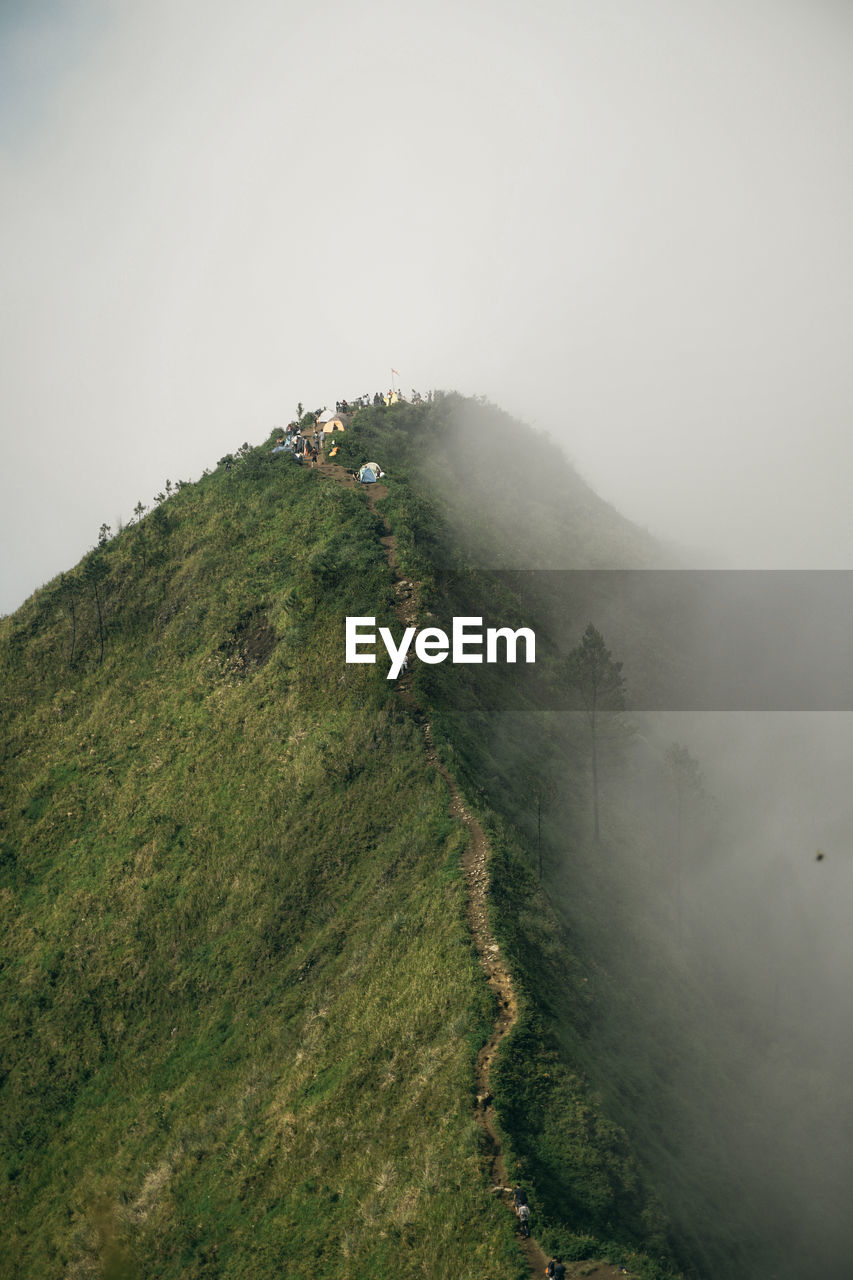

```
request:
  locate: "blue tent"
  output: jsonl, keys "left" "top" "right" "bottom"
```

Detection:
{"left": 357, "top": 465, "right": 378, "bottom": 483}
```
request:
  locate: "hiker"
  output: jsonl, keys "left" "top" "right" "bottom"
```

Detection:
{"left": 512, "top": 1185, "right": 527, "bottom": 1211}
{"left": 517, "top": 1201, "right": 530, "bottom": 1237}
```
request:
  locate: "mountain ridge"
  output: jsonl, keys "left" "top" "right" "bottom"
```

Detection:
{"left": 1, "top": 395, "right": 687, "bottom": 1279}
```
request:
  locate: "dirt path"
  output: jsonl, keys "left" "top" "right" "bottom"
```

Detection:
{"left": 316, "top": 454, "right": 632, "bottom": 1280}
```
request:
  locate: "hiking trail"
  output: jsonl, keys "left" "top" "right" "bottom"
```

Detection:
{"left": 316, "top": 451, "right": 632, "bottom": 1280}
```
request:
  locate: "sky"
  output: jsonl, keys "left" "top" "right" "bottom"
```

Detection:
{"left": 3, "top": 0, "right": 853, "bottom": 614}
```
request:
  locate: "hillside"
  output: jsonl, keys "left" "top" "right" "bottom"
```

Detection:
{"left": 2, "top": 397, "right": 692, "bottom": 1279}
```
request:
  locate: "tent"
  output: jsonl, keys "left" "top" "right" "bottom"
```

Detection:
{"left": 357, "top": 464, "right": 379, "bottom": 483}
{"left": 319, "top": 410, "right": 346, "bottom": 433}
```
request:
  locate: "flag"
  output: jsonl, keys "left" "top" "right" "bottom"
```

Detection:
{"left": 391, "top": 368, "right": 399, "bottom": 375}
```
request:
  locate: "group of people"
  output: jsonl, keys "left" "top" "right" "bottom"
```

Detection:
{"left": 335, "top": 392, "right": 387, "bottom": 411}
{"left": 512, "top": 1184, "right": 531, "bottom": 1237}
{"left": 271, "top": 426, "right": 323, "bottom": 467}
{"left": 512, "top": 1186, "right": 571, "bottom": 1278}
{"left": 330, "top": 388, "right": 433, "bottom": 409}
{"left": 332, "top": 389, "right": 433, "bottom": 412}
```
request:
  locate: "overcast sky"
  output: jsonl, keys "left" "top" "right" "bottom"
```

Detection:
{"left": 3, "top": 0, "right": 853, "bottom": 614}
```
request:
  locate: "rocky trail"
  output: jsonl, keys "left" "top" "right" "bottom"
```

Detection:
{"left": 317, "top": 452, "right": 631, "bottom": 1280}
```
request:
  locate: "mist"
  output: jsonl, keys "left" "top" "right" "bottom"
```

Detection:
{"left": 480, "top": 698, "right": 853, "bottom": 1278}
{"left": 4, "top": 2, "right": 853, "bottom": 1272}
{"left": 614, "top": 711, "right": 853, "bottom": 1277}
{"left": 396, "top": 393, "right": 853, "bottom": 1276}
{"left": 4, "top": 0, "right": 853, "bottom": 614}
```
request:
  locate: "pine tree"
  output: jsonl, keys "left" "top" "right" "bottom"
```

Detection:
{"left": 664, "top": 742, "right": 704, "bottom": 935}
{"left": 567, "top": 623, "right": 626, "bottom": 842}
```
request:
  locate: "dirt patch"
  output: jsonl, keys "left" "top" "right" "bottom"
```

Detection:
{"left": 220, "top": 609, "right": 276, "bottom": 669}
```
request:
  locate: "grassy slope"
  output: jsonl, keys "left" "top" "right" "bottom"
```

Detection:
{"left": 332, "top": 401, "right": 686, "bottom": 1278}
{"left": 0, "top": 445, "right": 522, "bottom": 1279}
{"left": 334, "top": 397, "right": 846, "bottom": 1280}
{"left": 1, "top": 399, "right": 698, "bottom": 1280}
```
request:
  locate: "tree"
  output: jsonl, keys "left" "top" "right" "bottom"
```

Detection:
{"left": 60, "top": 572, "right": 78, "bottom": 669}
{"left": 533, "top": 776, "right": 559, "bottom": 881}
{"left": 519, "top": 763, "right": 557, "bottom": 882}
{"left": 567, "top": 623, "right": 626, "bottom": 842}
{"left": 84, "top": 551, "right": 109, "bottom": 666}
{"left": 664, "top": 742, "right": 704, "bottom": 935}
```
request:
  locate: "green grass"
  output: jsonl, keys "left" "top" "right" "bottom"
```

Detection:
{"left": 2, "top": 403, "right": 693, "bottom": 1279}
{"left": 0, "top": 437, "right": 524, "bottom": 1279}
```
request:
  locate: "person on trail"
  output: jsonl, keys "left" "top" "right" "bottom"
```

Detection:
{"left": 512, "top": 1186, "right": 528, "bottom": 1210}
{"left": 546, "top": 1260, "right": 557, "bottom": 1278}
{"left": 517, "top": 1201, "right": 530, "bottom": 1237}
{"left": 552, "top": 1260, "right": 566, "bottom": 1280}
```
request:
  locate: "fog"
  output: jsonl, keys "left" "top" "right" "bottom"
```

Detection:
{"left": 4, "top": 0, "right": 853, "bottom": 615}
{"left": 486, "top": 700, "right": 853, "bottom": 1277}
{"left": 5, "top": 4, "right": 853, "bottom": 1274}
{"left": 407, "top": 396, "right": 853, "bottom": 1276}
{"left": 612, "top": 711, "right": 853, "bottom": 1277}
